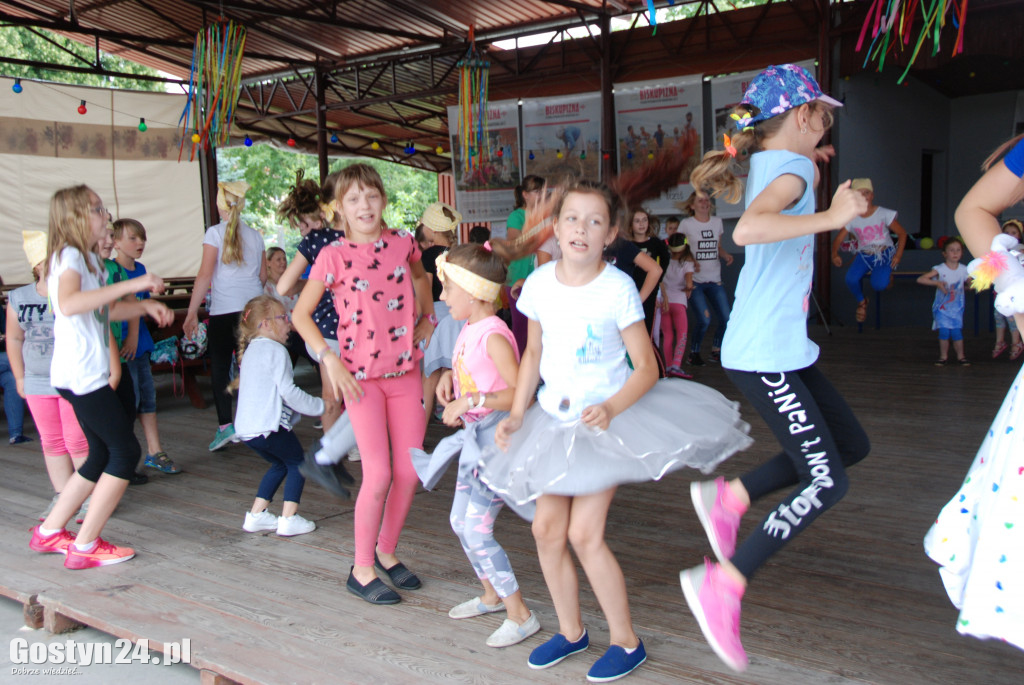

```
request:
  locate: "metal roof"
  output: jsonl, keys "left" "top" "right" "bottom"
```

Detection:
{"left": 3, "top": 1, "right": 1020, "bottom": 170}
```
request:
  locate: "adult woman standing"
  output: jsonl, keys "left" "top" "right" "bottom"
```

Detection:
{"left": 677, "top": 191, "right": 734, "bottom": 365}
{"left": 184, "top": 181, "right": 267, "bottom": 451}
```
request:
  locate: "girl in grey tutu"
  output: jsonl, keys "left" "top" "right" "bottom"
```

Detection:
{"left": 483, "top": 180, "right": 751, "bottom": 682}
{"left": 411, "top": 243, "right": 540, "bottom": 649}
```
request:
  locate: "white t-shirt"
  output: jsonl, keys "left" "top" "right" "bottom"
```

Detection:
{"left": 845, "top": 207, "right": 898, "bottom": 255}
{"left": 517, "top": 262, "right": 643, "bottom": 420}
{"left": 48, "top": 247, "right": 111, "bottom": 395}
{"left": 662, "top": 259, "right": 695, "bottom": 306}
{"left": 203, "top": 220, "right": 265, "bottom": 315}
{"left": 678, "top": 216, "right": 725, "bottom": 284}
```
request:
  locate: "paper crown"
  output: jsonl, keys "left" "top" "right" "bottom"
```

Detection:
{"left": 22, "top": 230, "right": 47, "bottom": 268}
{"left": 420, "top": 202, "right": 462, "bottom": 233}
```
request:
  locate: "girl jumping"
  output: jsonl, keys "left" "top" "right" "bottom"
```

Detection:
{"left": 679, "top": 64, "right": 871, "bottom": 672}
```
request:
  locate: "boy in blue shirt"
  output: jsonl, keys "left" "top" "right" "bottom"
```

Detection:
{"left": 113, "top": 219, "right": 180, "bottom": 475}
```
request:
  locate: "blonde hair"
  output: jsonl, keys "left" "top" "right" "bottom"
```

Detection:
{"left": 230, "top": 295, "right": 286, "bottom": 392}
{"left": 45, "top": 184, "right": 103, "bottom": 280}
{"left": 984, "top": 133, "right": 1024, "bottom": 171}
{"left": 220, "top": 189, "right": 246, "bottom": 265}
{"left": 112, "top": 217, "right": 146, "bottom": 241}
{"left": 690, "top": 102, "right": 834, "bottom": 203}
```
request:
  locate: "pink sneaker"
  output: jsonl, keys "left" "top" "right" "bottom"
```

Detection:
{"left": 679, "top": 558, "right": 748, "bottom": 672}
{"left": 29, "top": 526, "right": 77, "bottom": 555}
{"left": 691, "top": 478, "right": 742, "bottom": 562}
{"left": 64, "top": 538, "right": 135, "bottom": 570}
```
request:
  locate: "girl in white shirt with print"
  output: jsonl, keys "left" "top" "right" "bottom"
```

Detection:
{"left": 29, "top": 185, "right": 172, "bottom": 570}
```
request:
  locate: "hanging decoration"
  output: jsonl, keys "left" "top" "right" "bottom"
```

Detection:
{"left": 179, "top": 20, "right": 247, "bottom": 160}
{"left": 77, "top": 100, "right": 87, "bottom": 115}
{"left": 856, "top": 0, "right": 970, "bottom": 84}
{"left": 457, "top": 26, "right": 491, "bottom": 180}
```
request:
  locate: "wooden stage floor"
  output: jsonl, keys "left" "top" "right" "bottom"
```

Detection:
{"left": 2, "top": 324, "right": 1021, "bottom": 684}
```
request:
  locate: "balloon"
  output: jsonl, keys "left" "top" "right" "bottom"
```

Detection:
{"left": 919, "top": 237, "right": 934, "bottom": 250}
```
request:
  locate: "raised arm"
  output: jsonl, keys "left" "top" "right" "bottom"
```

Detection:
{"left": 735, "top": 178, "right": 866, "bottom": 246}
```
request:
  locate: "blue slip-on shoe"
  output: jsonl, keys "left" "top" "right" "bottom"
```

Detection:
{"left": 528, "top": 630, "right": 589, "bottom": 670}
{"left": 586, "top": 640, "right": 647, "bottom": 682}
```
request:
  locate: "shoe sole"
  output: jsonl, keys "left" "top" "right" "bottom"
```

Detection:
{"left": 586, "top": 654, "right": 647, "bottom": 682}
{"left": 277, "top": 526, "right": 315, "bottom": 536}
{"left": 691, "top": 481, "right": 730, "bottom": 563}
{"left": 29, "top": 543, "right": 71, "bottom": 555}
{"left": 679, "top": 569, "right": 746, "bottom": 673}
{"left": 528, "top": 642, "right": 589, "bottom": 670}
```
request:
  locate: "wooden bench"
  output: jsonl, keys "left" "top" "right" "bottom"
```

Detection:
{"left": 149, "top": 309, "right": 208, "bottom": 410}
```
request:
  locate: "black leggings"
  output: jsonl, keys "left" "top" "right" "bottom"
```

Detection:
{"left": 208, "top": 311, "right": 242, "bottom": 425}
{"left": 725, "top": 365, "right": 870, "bottom": 580}
{"left": 58, "top": 377, "right": 140, "bottom": 482}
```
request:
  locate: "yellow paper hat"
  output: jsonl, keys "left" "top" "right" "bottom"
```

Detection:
{"left": 420, "top": 202, "right": 462, "bottom": 233}
{"left": 216, "top": 180, "right": 250, "bottom": 213}
{"left": 851, "top": 178, "right": 873, "bottom": 192}
{"left": 22, "top": 230, "right": 47, "bottom": 268}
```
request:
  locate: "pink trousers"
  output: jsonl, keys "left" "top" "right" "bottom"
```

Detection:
{"left": 345, "top": 371, "right": 426, "bottom": 567}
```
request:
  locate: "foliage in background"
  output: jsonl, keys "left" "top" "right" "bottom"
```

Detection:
{"left": 217, "top": 144, "right": 437, "bottom": 257}
{"left": 0, "top": 26, "right": 166, "bottom": 91}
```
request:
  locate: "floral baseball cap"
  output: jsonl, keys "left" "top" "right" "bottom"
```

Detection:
{"left": 736, "top": 64, "right": 842, "bottom": 130}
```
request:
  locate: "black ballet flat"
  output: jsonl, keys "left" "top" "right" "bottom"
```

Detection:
{"left": 346, "top": 567, "right": 401, "bottom": 605}
{"left": 374, "top": 553, "right": 422, "bottom": 590}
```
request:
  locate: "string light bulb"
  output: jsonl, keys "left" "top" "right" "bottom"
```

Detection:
{"left": 287, "top": 137, "right": 296, "bottom": 147}
{"left": 528, "top": 150, "right": 535, "bottom": 161}
{"left": 330, "top": 133, "right": 339, "bottom": 144}
{"left": 244, "top": 136, "right": 253, "bottom": 147}
{"left": 12, "top": 78, "right": 22, "bottom": 94}
{"left": 138, "top": 118, "right": 147, "bottom": 132}
{"left": 77, "top": 100, "right": 87, "bottom": 115}
{"left": 435, "top": 145, "right": 444, "bottom": 155}
{"left": 371, "top": 141, "right": 380, "bottom": 150}
{"left": 191, "top": 132, "right": 200, "bottom": 144}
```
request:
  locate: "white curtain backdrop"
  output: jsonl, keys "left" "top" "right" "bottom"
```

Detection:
{"left": 0, "top": 78, "right": 204, "bottom": 283}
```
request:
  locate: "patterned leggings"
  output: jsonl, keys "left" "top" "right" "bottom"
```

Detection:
{"left": 450, "top": 473, "right": 520, "bottom": 598}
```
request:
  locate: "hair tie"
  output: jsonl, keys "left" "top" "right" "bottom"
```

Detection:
{"left": 723, "top": 133, "right": 738, "bottom": 159}
{"left": 482, "top": 240, "right": 493, "bottom": 253}
{"left": 242, "top": 308, "right": 251, "bottom": 322}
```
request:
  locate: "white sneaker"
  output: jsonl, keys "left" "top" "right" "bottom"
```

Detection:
{"left": 486, "top": 611, "right": 541, "bottom": 648}
{"left": 277, "top": 514, "right": 316, "bottom": 536}
{"left": 347, "top": 447, "right": 361, "bottom": 462}
{"left": 243, "top": 509, "right": 278, "bottom": 532}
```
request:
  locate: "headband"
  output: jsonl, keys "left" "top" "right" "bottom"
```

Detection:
{"left": 668, "top": 242, "right": 688, "bottom": 253}
{"left": 435, "top": 252, "right": 501, "bottom": 302}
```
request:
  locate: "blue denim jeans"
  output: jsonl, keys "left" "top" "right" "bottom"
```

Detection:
{"left": 689, "top": 282, "right": 731, "bottom": 353}
{"left": 0, "top": 352, "right": 26, "bottom": 438}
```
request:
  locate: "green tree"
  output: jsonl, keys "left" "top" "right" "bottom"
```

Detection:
{"left": 0, "top": 25, "right": 165, "bottom": 91}
{"left": 218, "top": 144, "right": 437, "bottom": 256}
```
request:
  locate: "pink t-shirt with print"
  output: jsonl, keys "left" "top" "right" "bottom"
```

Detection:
{"left": 452, "top": 316, "right": 519, "bottom": 423}
{"left": 309, "top": 230, "right": 422, "bottom": 380}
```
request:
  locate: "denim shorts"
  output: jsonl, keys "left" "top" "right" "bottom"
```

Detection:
{"left": 126, "top": 352, "right": 157, "bottom": 414}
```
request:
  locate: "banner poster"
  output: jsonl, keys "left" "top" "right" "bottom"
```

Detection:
{"left": 614, "top": 75, "right": 703, "bottom": 215}
{"left": 521, "top": 92, "right": 602, "bottom": 182}
{"left": 447, "top": 98, "right": 520, "bottom": 223}
{"left": 710, "top": 60, "right": 815, "bottom": 218}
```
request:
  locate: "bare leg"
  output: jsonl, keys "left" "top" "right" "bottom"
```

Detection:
{"left": 139, "top": 412, "right": 161, "bottom": 453}
{"left": 43, "top": 454, "right": 76, "bottom": 492}
{"left": 938, "top": 338, "right": 950, "bottom": 361}
{"left": 250, "top": 497, "right": 271, "bottom": 515}
{"left": 953, "top": 339, "right": 967, "bottom": 361}
{"left": 567, "top": 488, "right": 639, "bottom": 649}
{"left": 533, "top": 495, "right": 583, "bottom": 640}
{"left": 44, "top": 472, "right": 128, "bottom": 544}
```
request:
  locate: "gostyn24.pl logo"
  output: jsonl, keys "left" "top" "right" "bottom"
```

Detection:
{"left": 10, "top": 637, "right": 191, "bottom": 670}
